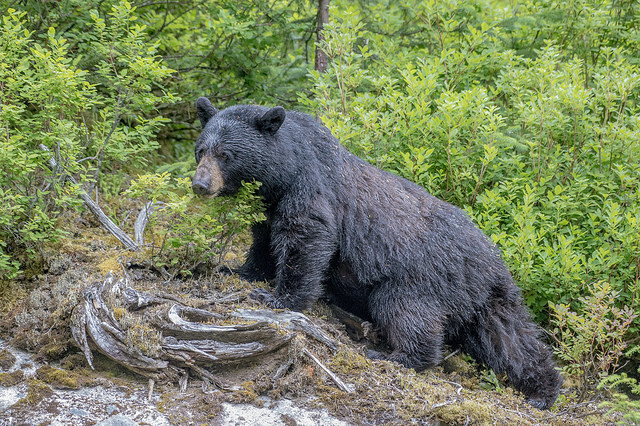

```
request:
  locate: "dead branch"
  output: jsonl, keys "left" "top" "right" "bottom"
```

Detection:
{"left": 302, "top": 348, "right": 353, "bottom": 394}
{"left": 39, "top": 144, "right": 138, "bottom": 250}
{"left": 231, "top": 308, "right": 339, "bottom": 351}
{"left": 134, "top": 201, "right": 165, "bottom": 245}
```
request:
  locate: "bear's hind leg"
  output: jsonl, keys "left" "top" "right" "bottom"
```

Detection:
{"left": 368, "top": 289, "right": 445, "bottom": 371}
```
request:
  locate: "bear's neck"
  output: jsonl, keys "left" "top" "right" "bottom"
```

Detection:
{"left": 259, "top": 154, "right": 334, "bottom": 207}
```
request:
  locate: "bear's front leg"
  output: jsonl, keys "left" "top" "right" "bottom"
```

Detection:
{"left": 234, "top": 222, "right": 276, "bottom": 282}
{"left": 250, "top": 216, "right": 336, "bottom": 311}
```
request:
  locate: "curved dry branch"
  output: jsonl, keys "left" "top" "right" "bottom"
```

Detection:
{"left": 134, "top": 201, "right": 165, "bottom": 246}
{"left": 39, "top": 144, "right": 138, "bottom": 250}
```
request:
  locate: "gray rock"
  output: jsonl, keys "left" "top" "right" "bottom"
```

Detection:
{"left": 96, "top": 414, "right": 138, "bottom": 426}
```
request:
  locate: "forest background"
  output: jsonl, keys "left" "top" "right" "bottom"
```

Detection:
{"left": 0, "top": 0, "right": 639, "bottom": 417}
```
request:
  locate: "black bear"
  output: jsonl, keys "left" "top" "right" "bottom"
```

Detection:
{"left": 192, "top": 97, "right": 562, "bottom": 409}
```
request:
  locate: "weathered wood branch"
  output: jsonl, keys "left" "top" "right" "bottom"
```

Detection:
{"left": 134, "top": 201, "right": 164, "bottom": 246}
{"left": 39, "top": 144, "right": 138, "bottom": 250}
{"left": 231, "top": 308, "right": 338, "bottom": 351}
{"left": 71, "top": 274, "right": 175, "bottom": 381}
{"left": 302, "top": 348, "right": 353, "bottom": 393}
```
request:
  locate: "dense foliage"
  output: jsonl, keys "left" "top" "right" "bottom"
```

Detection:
{"left": 1, "top": 0, "right": 639, "bottom": 410}
{"left": 0, "top": 3, "right": 175, "bottom": 277}
{"left": 125, "top": 176, "right": 264, "bottom": 277}
{"left": 302, "top": 0, "right": 640, "bottom": 400}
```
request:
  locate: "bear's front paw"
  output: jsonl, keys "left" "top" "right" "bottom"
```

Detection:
{"left": 526, "top": 398, "right": 553, "bottom": 411}
{"left": 365, "top": 349, "right": 388, "bottom": 361}
{"left": 249, "top": 288, "right": 285, "bottom": 309}
{"left": 216, "top": 265, "right": 234, "bottom": 276}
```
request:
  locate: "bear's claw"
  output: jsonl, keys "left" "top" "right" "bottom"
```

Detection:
{"left": 249, "top": 288, "right": 284, "bottom": 309}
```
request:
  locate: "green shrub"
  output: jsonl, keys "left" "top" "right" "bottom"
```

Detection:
{"left": 125, "top": 173, "right": 265, "bottom": 277}
{"left": 550, "top": 281, "right": 638, "bottom": 399}
{"left": 0, "top": 9, "right": 95, "bottom": 278}
{"left": 0, "top": 3, "right": 175, "bottom": 278}
{"left": 301, "top": 1, "right": 640, "bottom": 340}
{"left": 598, "top": 358, "right": 640, "bottom": 424}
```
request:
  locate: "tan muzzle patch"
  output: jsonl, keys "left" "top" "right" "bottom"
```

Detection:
{"left": 192, "top": 156, "right": 225, "bottom": 197}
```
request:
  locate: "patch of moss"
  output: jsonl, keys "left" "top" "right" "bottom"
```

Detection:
{"left": 0, "top": 279, "right": 28, "bottom": 318}
{"left": 434, "top": 400, "right": 493, "bottom": 424}
{"left": 90, "top": 352, "right": 141, "bottom": 383}
{"left": 16, "top": 379, "right": 54, "bottom": 407}
{"left": 214, "top": 272, "right": 261, "bottom": 293}
{"left": 124, "top": 319, "right": 163, "bottom": 358}
{"left": 0, "top": 370, "right": 24, "bottom": 386}
{"left": 113, "top": 307, "right": 126, "bottom": 321}
{"left": 35, "top": 365, "right": 84, "bottom": 390}
{"left": 60, "top": 353, "right": 91, "bottom": 372}
{"left": 309, "top": 346, "right": 511, "bottom": 424}
{"left": 97, "top": 254, "right": 123, "bottom": 276}
{"left": 330, "top": 348, "right": 374, "bottom": 374}
{"left": 37, "top": 341, "right": 70, "bottom": 360}
{"left": 48, "top": 255, "right": 71, "bottom": 275}
{"left": 227, "top": 381, "right": 262, "bottom": 405}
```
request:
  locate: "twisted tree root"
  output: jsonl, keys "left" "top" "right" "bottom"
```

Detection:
{"left": 71, "top": 273, "right": 343, "bottom": 391}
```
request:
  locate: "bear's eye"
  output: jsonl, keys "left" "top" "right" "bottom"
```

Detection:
{"left": 218, "top": 151, "right": 232, "bottom": 162}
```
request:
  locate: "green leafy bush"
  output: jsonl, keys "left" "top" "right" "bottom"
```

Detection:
{"left": 0, "top": 3, "right": 175, "bottom": 278}
{"left": 598, "top": 358, "right": 640, "bottom": 424}
{"left": 551, "top": 281, "right": 637, "bottom": 399}
{"left": 126, "top": 173, "right": 265, "bottom": 277}
{"left": 0, "top": 9, "right": 95, "bottom": 278}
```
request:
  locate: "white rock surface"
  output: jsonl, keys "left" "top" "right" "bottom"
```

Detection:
{"left": 0, "top": 339, "right": 348, "bottom": 426}
{"left": 221, "top": 399, "right": 348, "bottom": 426}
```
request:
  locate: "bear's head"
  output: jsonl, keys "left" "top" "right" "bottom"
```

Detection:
{"left": 192, "top": 97, "right": 286, "bottom": 198}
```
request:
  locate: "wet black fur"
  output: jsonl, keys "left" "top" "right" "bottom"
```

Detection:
{"left": 194, "top": 98, "right": 562, "bottom": 409}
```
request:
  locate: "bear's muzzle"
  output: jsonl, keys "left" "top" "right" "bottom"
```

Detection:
{"left": 192, "top": 156, "right": 224, "bottom": 197}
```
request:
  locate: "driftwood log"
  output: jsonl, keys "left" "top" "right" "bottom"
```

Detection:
{"left": 71, "top": 273, "right": 347, "bottom": 391}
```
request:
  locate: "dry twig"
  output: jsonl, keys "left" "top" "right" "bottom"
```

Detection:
{"left": 302, "top": 348, "right": 354, "bottom": 394}
{"left": 39, "top": 144, "right": 138, "bottom": 250}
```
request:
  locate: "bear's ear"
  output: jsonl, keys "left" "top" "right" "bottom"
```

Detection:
{"left": 256, "top": 106, "right": 286, "bottom": 135}
{"left": 196, "top": 97, "right": 219, "bottom": 128}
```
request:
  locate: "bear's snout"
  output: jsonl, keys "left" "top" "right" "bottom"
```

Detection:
{"left": 192, "top": 155, "right": 224, "bottom": 197}
{"left": 192, "top": 179, "right": 210, "bottom": 196}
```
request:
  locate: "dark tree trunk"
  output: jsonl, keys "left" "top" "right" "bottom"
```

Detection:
{"left": 315, "top": 0, "right": 330, "bottom": 73}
